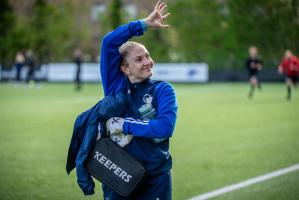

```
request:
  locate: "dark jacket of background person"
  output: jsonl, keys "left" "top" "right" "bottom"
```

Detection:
{"left": 15, "top": 52, "right": 25, "bottom": 81}
{"left": 245, "top": 57, "right": 263, "bottom": 76}
{"left": 25, "top": 51, "right": 36, "bottom": 83}
{"left": 66, "top": 92, "right": 128, "bottom": 195}
{"left": 73, "top": 48, "right": 83, "bottom": 89}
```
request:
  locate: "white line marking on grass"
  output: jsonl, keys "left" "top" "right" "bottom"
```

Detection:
{"left": 188, "top": 163, "right": 299, "bottom": 200}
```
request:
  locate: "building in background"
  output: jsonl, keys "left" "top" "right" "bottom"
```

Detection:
{"left": 9, "top": 0, "right": 156, "bottom": 62}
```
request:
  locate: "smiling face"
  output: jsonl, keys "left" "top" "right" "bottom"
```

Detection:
{"left": 120, "top": 42, "right": 154, "bottom": 83}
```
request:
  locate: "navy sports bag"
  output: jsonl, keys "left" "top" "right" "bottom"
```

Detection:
{"left": 85, "top": 138, "right": 145, "bottom": 196}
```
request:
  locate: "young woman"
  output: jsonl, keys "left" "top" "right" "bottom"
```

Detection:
{"left": 245, "top": 46, "right": 263, "bottom": 98}
{"left": 278, "top": 50, "right": 299, "bottom": 100}
{"left": 101, "top": 1, "right": 178, "bottom": 199}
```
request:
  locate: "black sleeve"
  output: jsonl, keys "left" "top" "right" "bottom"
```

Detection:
{"left": 245, "top": 58, "right": 251, "bottom": 70}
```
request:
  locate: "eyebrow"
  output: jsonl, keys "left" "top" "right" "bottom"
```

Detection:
{"left": 131, "top": 52, "right": 150, "bottom": 60}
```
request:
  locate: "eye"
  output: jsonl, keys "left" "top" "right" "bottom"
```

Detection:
{"left": 135, "top": 58, "right": 142, "bottom": 62}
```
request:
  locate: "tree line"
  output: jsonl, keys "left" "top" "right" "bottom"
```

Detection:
{"left": 1, "top": 0, "right": 298, "bottom": 69}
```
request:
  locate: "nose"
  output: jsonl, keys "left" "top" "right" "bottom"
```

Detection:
{"left": 143, "top": 58, "right": 152, "bottom": 66}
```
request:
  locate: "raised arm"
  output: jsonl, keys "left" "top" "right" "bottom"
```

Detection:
{"left": 100, "top": 21, "right": 145, "bottom": 96}
{"left": 100, "top": 1, "right": 170, "bottom": 96}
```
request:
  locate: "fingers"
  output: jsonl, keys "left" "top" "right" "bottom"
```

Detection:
{"left": 159, "top": 2, "right": 167, "bottom": 12}
{"left": 159, "top": 24, "right": 170, "bottom": 28}
{"left": 162, "top": 13, "right": 171, "bottom": 21}
{"left": 155, "top": 0, "right": 163, "bottom": 11}
{"left": 155, "top": 1, "right": 168, "bottom": 12}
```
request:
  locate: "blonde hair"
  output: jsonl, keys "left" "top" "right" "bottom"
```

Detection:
{"left": 119, "top": 41, "right": 145, "bottom": 65}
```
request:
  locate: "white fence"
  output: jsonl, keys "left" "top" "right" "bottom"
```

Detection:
{"left": 1, "top": 63, "right": 209, "bottom": 83}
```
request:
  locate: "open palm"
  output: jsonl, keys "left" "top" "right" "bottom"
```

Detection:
{"left": 144, "top": 1, "right": 170, "bottom": 29}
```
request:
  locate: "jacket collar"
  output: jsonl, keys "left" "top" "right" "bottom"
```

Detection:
{"left": 128, "top": 78, "right": 151, "bottom": 91}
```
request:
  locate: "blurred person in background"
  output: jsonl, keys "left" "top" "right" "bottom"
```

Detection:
{"left": 15, "top": 51, "right": 25, "bottom": 83}
{"left": 25, "top": 50, "right": 36, "bottom": 86}
{"left": 74, "top": 1, "right": 177, "bottom": 199}
{"left": 245, "top": 46, "right": 263, "bottom": 98}
{"left": 278, "top": 50, "right": 299, "bottom": 100}
{"left": 73, "top": 48, "right": 83, "bottom": 91}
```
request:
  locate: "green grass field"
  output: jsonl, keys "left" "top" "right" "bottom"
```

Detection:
{"left": 0, "top": 83, "right": 298, "bottom": 200}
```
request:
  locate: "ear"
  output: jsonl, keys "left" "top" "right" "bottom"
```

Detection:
{"left": 120, "top": 64, "right": 130, "bottom": 76}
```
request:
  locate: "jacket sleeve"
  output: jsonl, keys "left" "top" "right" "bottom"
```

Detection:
{"left": 75, "top": 119, "right": 98, "bottom": 195}
{"left": 100, "top": 21, "right": 145, "bottom": 96}
{"left": 245, "top": 59, "right": 250, "bottom": 70}
{"left": 293, "top": 56, "right": 299, "bottom": 70}
{"left": 279, "top": 59, "right": 285, "bottom": 71}
{"left": 66, "top": 114, "right": 85, "bottom": 174}
{"left": 66, "top": 106, "right": 95, "bottom": 174}
{"left": 74, "top": 93, "right": 128, "bottom": 195}
{"left": 123, "top": 83, "right": 178, "bottom": 138}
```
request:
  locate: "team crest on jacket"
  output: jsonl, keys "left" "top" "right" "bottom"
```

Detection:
{"left": 139, "top": 94, "right": 156, "bottom": 120}
{"left": 143, "top": 94, "right": 153, "bottom": 104}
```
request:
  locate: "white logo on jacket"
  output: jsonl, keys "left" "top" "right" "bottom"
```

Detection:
{"left": 143, "top": 94, "right": 153, "bottom": 104}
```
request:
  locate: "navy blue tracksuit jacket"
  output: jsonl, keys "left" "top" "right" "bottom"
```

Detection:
{"left": 100, "top": 20, "right": 178, "bottom": 199}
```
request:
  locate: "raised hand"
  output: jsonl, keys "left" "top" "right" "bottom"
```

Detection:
{"left": 143, "top": 1, "right": 171, "bottom": 29}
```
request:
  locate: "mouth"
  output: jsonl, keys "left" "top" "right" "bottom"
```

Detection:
{"left": 143, "top": 66, "right": 153, "bottom": 72}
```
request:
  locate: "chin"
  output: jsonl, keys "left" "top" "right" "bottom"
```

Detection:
{"left": 146, "top": 71, "right": 153, "bottom": 78}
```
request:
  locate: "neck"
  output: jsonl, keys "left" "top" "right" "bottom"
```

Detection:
{"left": 128, "top": 76, "right": 145, "bottom": 84}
